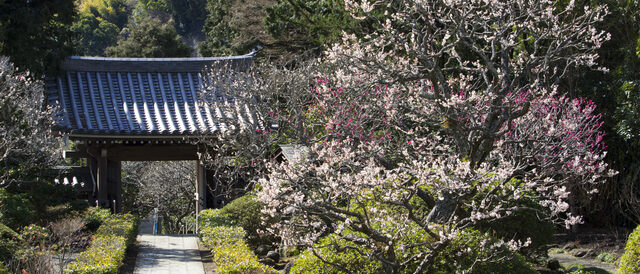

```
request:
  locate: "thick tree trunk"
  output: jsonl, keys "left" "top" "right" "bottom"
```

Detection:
{"left": 426, "top": 192, "right": 457, "bottom": 224}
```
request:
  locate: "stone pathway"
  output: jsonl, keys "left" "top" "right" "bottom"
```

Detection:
{"left": 133, "top": 219, "right": 205, "bottom": 274}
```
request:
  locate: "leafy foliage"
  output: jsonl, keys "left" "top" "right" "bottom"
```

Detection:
{"left": 65, "top": 234, "right": 126, "bottom": 274}
{"left": 105, "top": 17, "right": 192, "bottom": 57}
{"left": 72, "top": 0, "right": 129, "bottom": 56}
{"left": 198, "top": 209, "right": 234, "bottom": 229}
{"left": 84, "top": 207, "right": 112, "bottom": 231}
{"left": 290, "top": 233, "right": 382, "bottom": 274}
{"left": 0, "top": 0, "right": 75, "bottom": 75}
{"left": 0, "top": 189, "right": 35, "bottom": 230}
{"left": 219, "top": 195, "right": 277, "bottom": 245}
{"left": 77, "top": 0, "right": 129, "bottom": 29}
{"left": 166, "top": 0, "right": 207, "bottom": 36}
{"left": 0, "top": 222, "right": 20, "bottom": 263}
{"left": 425, "top": 229, "right": 536, "bottom": 274}
{"left": 620, "top": 225, "right": 640, "bottom": 273}
{"left": 264, "top": 0, "right": 358, "bottom": 54}
{"left": 199, "top": 0, "right": 243, "bottom": 56}
{"left": 290, "top": 228, "right": 535, "bottom": 274}
{"left": 199, "top": 0, "right": 275, "bottom": 57}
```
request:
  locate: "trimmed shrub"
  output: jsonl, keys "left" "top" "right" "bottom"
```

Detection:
{"left": 620, "top": 225, "right": 640, "bottom": 273}
{"left": 96, "top": 214, "right": 139, "bottom": 246}
{"left": 198, "top": 208, "right": 234, "bottom": 230}
{"left": 84, "top": 207, "right": 112, "bottom": 231}
{"left": 65, "top": 212, "right": 138, "bottom": 273}
{"left": 201, "top": 226, "right": 245, "bottom": 247}
{"left": 214, "top": 241, "right": 276, "bottom": 274}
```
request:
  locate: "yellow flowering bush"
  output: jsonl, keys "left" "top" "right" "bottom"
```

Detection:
{"left": 65, "top": 213, "right": 138, "bottom": 273}
{"left": 96, "top": 214, "right": 138, "bottom": 246}
{"left": 199, "top": 214, "right": 276, "bottom": 273}
{"left": 65, "top": 235, "right": 125, "bottom": 274}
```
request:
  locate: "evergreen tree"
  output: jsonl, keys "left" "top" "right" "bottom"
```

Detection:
{"left": 105, "top": 17, "right": 192, "bottom": 58}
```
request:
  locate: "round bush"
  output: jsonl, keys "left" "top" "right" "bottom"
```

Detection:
{"left": 620, "top": 225, "right": 640, "bottom": 273}
{"left": 219, "top": 195, "right": 277, "bottom": 245}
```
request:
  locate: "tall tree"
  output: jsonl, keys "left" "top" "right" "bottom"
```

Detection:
{"left": 199, "top": 0, "right": 276, "bottom": 57}
{"left": 72, "top": 12, "right": 120, "bottom": 56}
{"left": 166, "top": 0, "right": 207, "bottom": 36}
{"left": 0, "top": 0, "right": 76, "bottom": 75}
{"left": 264, "top": 0, "right": 357, "bottom": 54}
{"left": 105, "top": 17, "right": 192, "bottom": 57}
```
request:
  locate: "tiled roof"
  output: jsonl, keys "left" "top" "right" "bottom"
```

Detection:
{"left": 46, "top": 55, "right": 256, "bottom": 138}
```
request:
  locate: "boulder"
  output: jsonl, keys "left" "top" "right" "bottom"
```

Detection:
{"left": 267, "top": 250, "right": 280, "bottom": 262}
{"left": 569, "top": 248, "right": 591, "bottom": 257}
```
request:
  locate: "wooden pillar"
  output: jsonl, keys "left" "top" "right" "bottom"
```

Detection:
{"left": 108, "top": 160, "right": 122, "bottom": 213}
{"left": 96, "top": 148, "right": 109, "bottom": 208}
{"left": 196, "top": 161, "right": 207, "bottom": 213}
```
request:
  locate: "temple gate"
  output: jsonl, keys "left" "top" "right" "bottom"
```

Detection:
{"left": 46, "top": 55, "right": 255, "bottom": 213}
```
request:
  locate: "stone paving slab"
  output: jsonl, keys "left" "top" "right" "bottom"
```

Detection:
{"left": 134, "top": 220, "right": 205, "bottom": 274}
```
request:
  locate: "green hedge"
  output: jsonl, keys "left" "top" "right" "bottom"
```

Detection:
{"left": 65, "top": 213, "right": 138, "bottom": 274}
{"left": 620, "top": 225, "right": 640, "bottom": 273}
{"left": 199, "top": 209, "right": 276, "bottom": 274}
{"left": 84, "top": 207, "right": 112, "bottom": 231}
